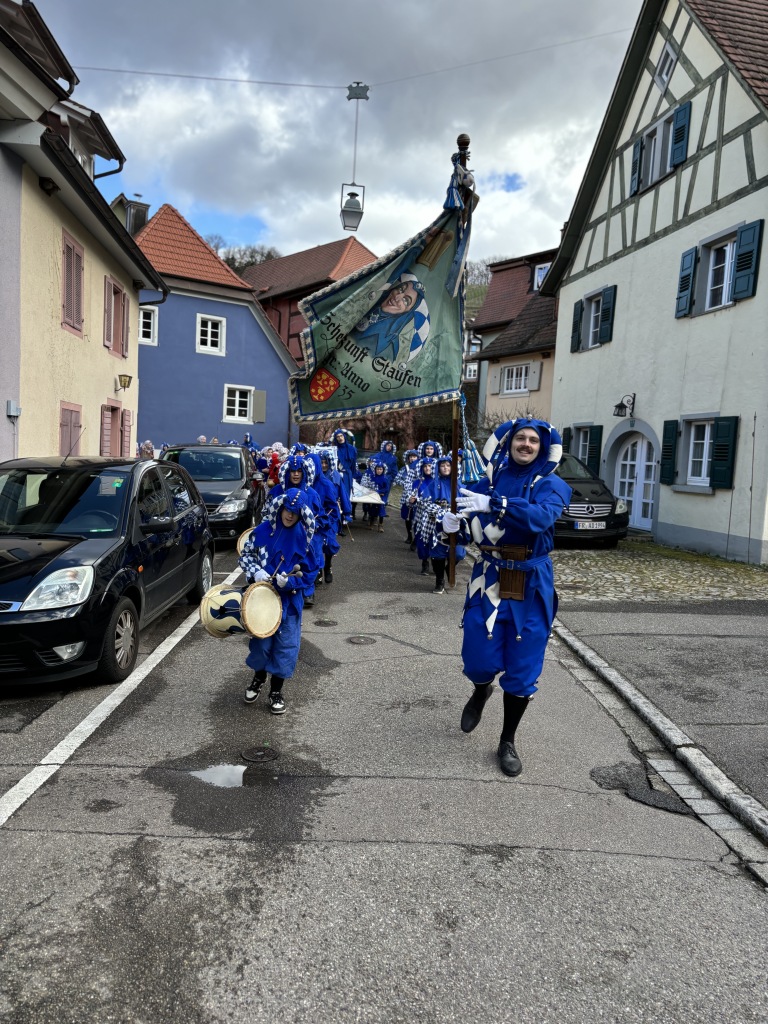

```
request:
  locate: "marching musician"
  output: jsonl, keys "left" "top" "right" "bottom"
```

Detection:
{"left": 239, "top": 489, "right": 316, "bottom": 713}
{"left": 424, "top": 454, "right": 465, "bottom": 595}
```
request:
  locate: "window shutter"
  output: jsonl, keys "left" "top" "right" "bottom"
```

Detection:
{"left": 570, "top": 300, "right": 583, "bottom": 352}
{"left": 104, "top": 278, "right": 112, "bottom": 348}
{"left": 252, "top": 389, "right": 267, "bottom": 422}
{"left": 670, "top": 101, "right": 691, "bottom": 167}
{"left": 122, "top": 294, "right": 130, "bottom": 356}
{"left": 73, "top": 247, "right": 83, "bottom": 329}
{"left": 561, "top": 427, "right": 572, "bottom": 453}
{"left": 731, "top": 219, "right": 763, "bottom": 302}
{"left": 59, "top": 407, "right": 73, "bottom": 456}
{"left": 489, "top": 366, "right": 501, "bottom": 395}
{"left": 709, "top": 416, "right": 739, "bottom": 490}
{"left": 629, "top": 139, "right": 643, "bottom": 196}
{"left": 586, "top": 425, "right": 603, "bottom": 474}
{"left": 598, "top": 285, "right": 617, "bottom": 343}
{"left": 675, "top": 247, "right": 698, "bottom": 318}
{"left": 659, "top": 419, "right": 679, "bottom": 484}
{"left": 62, "top": 239, "right": 74, "bottom": 325}
{"left": 100, "top": 405, "right": 112, "bottom": 455}
{"left": 121, "top": 409, "right": 132, "bottom": 457}
{"left": 527, "top": 360, "right": 542, "bottom": 391}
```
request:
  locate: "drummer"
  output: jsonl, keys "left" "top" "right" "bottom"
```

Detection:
{"left": 267, "top": 455, "right": 323, "bottom": 608}
{"left": 239, "top": 488, "right": 316, "bottom": 713}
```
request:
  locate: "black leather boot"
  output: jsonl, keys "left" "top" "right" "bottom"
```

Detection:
{"left": 404, "top": 522, "right": 413, "bottom": 544}
{"left": 497, "top": 694, "right": 531, "bottom": 777}
{"left": 420, "top": 559, "right": 430, "bottom": 576}
{"left": 432, "top": 557, "right": 446, "bottom": 594}
{"left": 324, "top": 551, "right": 333, "bottom": 584}
{"left": 460, "top": 683, "right": 494, "bottom": 733}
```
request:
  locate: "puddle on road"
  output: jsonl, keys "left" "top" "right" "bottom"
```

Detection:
{"left": 190, "top": 764, "right": 247, "bottom": 788}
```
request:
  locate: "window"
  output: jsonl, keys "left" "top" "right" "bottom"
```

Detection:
{"left": 576, "top": 428, "right": 590, "bottom": 464}
{"left": 654, "top": 42, "right": 677, "bottom": 91}
{"left": 223, "top": 385, "right": 254, "bottom": 423}
{"left": 533, "top": 263, "right": 551, "bottom": 291}
{"left": 137, "top": 469, "right": 171, "bottom": 525}
{"left": 502, "top": 363, "right": 529, "bottom": 394}
{"left": 158, "top": 464, "right": 194, "bottom": 515}
{"left": 62, "top": 231, "right": 84, "bottom": 337}
{"left": 641, "top": 115, "right": 674, "bottom": 187}
{"left": 464, "top": 361, "right": 478, "bottom": 381}
{"left": 104, "top": 277, "right": 128, "bottom": 356}
{"left": 687, "top": 421, "right": 713, "bottom": 484}
{"left": 570, "top": 286, "right": 617, "bottom": 352}
{"left": 676, "top": 221, "right": 764, "bottom": 318}
{"left": 139, "top": 306, "right": 158, "bottom": 345}
{"left": 197, "top": 314, "right": 226, "bottom": 355}
{"left": 586, "top": 294, "right": 602, "bottom": 349}
{"left": 630, "top": 101, "right": 690, "bottom": 195}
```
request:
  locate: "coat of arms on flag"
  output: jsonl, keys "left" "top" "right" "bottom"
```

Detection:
{"left": 308, "top": 368, "right": 340, "bottom": 403}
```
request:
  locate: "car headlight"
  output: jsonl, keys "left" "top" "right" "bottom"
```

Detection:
{"left": 216, "top": 499, "right": 248, "bottom": 515}
{"left": 21, "top": 565, "right": 94, "bottom": 611}
{"left": 615, "top": 499, "right": 628, "bottom": 514}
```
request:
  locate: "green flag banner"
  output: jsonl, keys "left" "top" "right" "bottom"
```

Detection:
{"left": 289, "top": 208, "right": 467, "bottom": 423}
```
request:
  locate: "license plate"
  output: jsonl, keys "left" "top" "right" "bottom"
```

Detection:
{"left": 574, "top": 520, "right": 606, "bottom": 530}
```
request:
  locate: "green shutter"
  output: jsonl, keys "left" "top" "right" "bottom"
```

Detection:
{"left": 629, "top": 139, "right": 643, "bottom": 196}
{"left": 586, "top": 424, "right": 603, "bottom": 474}
{"left": 561, "top": 427, "right": 572, "bottom": 453}
{"left": 570, "top": 300, "right": 583, "bottom": 352}
{"left": 709, "top": 416, "right": 739, "bottom": 489}
{"left": 675, "top": 247, "right": 698, "bottom": 318}
{"left": 670, "top": 101, "right": 691, "bottom": 167}
{"left": 598, "top": 285, "right": 617, "bottom": 343}
{"left": 731, "top": 219, "right": 763, "bottom": 301}
{"left": 659, "top": 419, "right": 679, "bottom": 485}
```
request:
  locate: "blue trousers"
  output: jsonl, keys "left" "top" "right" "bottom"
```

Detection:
{"left": 246, "top": 610, "right": 302, "bottom": 678}
{"left": 461, "top": 595, "right": 550, "bottom": 697}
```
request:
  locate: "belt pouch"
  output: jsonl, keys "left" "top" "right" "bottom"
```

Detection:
{"left": 498, "top": 545, "right": 528, "bottom": 601}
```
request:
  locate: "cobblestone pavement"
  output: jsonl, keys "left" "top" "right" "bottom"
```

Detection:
{"left": 552, "top": 540, "right": 768, "bottom": 602}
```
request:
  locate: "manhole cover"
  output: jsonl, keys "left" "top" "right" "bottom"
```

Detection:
{"left": 241, "top": 746, "right": 279, "bottom": 763}
{"left": 369, "top": 614, "right": 389, "bottom": 620}
{"left": 314, "top": 619, "right": 338, "bottom": 627}
{"left": 348, "top": 635, "right": 376, "bottom": 645}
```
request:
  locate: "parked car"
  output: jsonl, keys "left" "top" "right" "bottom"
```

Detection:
{"left": 160, "top": 444, "right": 264, "bottom": 542}
{"left": 0, "top": 457, "right": 213, "bottom": 685}
{"left": 554, "top": 452, "right": 629, "bottom": 547}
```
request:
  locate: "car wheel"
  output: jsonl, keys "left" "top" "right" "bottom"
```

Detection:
{"left": 187, "top": 547, "right": 214, "bottom": 603}
{"left": 99, "top": 596, "right": 139, "bottom": 684}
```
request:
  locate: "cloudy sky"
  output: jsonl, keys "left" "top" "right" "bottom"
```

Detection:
{"left": 43, "top": 0, "right": 644, "bottom": 262}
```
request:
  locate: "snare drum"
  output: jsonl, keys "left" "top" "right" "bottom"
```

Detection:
{"left": 199, "top": 584, "right": 246, "bottom": 638}
{"left": 236, "top": 528, "right": 254, "bottom": 556}
{"left": 241, "top": 581, "right": 282, "bottom": 639}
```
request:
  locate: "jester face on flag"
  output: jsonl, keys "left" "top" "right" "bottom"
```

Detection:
{"left": 289, "top": 153, "right": 476, "bottom": 422}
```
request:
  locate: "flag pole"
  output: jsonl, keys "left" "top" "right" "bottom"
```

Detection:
{"left": 448, "top": 132, "right": 471, "bottom": 589}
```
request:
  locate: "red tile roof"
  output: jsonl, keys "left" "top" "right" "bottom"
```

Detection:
{"left": 476, "top": 293, "right": 557, "bottom": 361}
{"left": 135, "top": 205, "right": 252, "bottom": 290}
{"left": 473, "top": 248, "right": 557, "bottom": 332}
{"left": 687, "top": 0, "right": 768, "bottom": 111}
{"left": 240, "top": 237, "right": 377, "bottom": 299}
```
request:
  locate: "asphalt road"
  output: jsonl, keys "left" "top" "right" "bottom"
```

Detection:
{"left": 1, "top": 534, "right": 767, "bottom": 1023}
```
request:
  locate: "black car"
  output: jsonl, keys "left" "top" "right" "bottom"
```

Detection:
{"left": 160, "top": 444, "right": 264, "bottom": 543}
{"left": 0, "top": 457, "right": 213, "bottom": 685}
{"left": 554, "top": 452, "right": 629, "bottom": 547}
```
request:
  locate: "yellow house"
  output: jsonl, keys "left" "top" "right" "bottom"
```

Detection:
{"left": 0, "top": 0, "right": 165, "bottom": 460}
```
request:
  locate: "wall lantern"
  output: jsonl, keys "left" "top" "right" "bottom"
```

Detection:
{"left": 38, "top": 176, "right": 60, "bottom": 196}
{"left": 340, "top": 184, "right": 365, "bottom": 231}
{"left": 613, "top": 393, "right": 636, "bottom": 418}
{"left": 115, "top": 373, "right": 133, "bottom": 393}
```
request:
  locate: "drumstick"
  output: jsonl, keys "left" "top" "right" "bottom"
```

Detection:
{"left": 268, "top": 554, "right": 286, "bottom": 581}
{"left": 346, "top": 522, "right": 355, "bottom": 542}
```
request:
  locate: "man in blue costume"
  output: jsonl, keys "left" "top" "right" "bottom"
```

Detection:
{"left": 330, "top": 428, "right": 359, "bottom": 527}
{"left": 410, "top": 458, "right": 436, "bottom": 575}
{"left": 425, "top": 455, "right": 465, "bottom": 595}
{"left": 306, "top": 450, "right": 341, "bottom": 584}
{"left": 395, "top": 449, "right": 420, "bottom": 545}
{"left": 378, "top": 440, "right": 399, "bottom": 483}
{"left": 239, "top": 488, "right": 316, "bottom": 713}
{"left": 442, "top": 418, "right": 572, "bottom": 778}
{"left": 364, "top": 458, "right": 392, "bottom": 531}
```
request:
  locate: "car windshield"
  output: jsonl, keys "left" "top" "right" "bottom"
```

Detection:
{"left": 0, "top": 467, "right": 130, "bottom": 536}
{"left": 556, "top": 453, "right": 598, "bottom": 481}
{"left": 168, "top": 450, "right": 243, "bottom": 482}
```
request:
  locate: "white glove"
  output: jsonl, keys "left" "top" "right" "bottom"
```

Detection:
{"left": 456, "top": 487, "right": 491, "bottom": 514}
{"left": 441, "top": 510, "right": 462, "bottom": 534}
{"left": 274, "top": 572, "right": 290, "bottom": 589}
{"left": 252, "top": 568, "right": 270, "bottom": 583}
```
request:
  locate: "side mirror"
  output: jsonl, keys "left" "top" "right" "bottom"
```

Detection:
{"left": 140, "top": 515, "right": 174, "bottom": 534}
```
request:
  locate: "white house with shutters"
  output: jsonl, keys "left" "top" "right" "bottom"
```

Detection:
{"left": 543, "top": 0, "right": 768, "bottom": 562}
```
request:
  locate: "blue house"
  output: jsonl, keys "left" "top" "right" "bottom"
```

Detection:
{"left": 124, "top": 201, "right": 297, "bottom": 449}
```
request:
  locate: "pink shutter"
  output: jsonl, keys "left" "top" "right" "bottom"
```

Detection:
{"left": 100, "top": 405, "right": 112, "bottom": 455}
{"left": 63, "top": 240, "right": 74, "bottom": 325}
{"left": 121, "top": 409, "right": 132, "bottom": 456}
{"left": 104, "top": 278, "right": 112, "bottom": 348}
{"left": 73, "top": 247, "right": 83, "bottom": 329}
{"left": 59, "top": 407, "right": 73, "bottom": 455}
{"left": 122, "top": 293, "right": 130, "bottom": 356}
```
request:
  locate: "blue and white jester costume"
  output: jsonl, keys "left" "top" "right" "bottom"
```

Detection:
{"left": 330, "top": 428, "right": 359, "bottom": 522}
{"left": 267, "top": 456, "right": 322, "bottom": 606}
{"left": 238, "top": 488, "right": 316, "bottom": 708}
{"left": 423, "top": 455, "right": 465, "bottom": 594}
{"left": 306, "top": 450, "right": 341, "bottom": 583}
{"left": 378, "top": 441, "right": 398, "bottom": 483}
{"left": 443, "top": 418, "right": 572, "bottom": 777}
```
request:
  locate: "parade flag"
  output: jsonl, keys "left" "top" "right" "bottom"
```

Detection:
{"left": 289, "top": 166, "right": 474, "bottom": 423}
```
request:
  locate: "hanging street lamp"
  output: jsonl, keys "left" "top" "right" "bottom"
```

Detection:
{"left": 340, "top": 82, "right": 369, "bottom": 231}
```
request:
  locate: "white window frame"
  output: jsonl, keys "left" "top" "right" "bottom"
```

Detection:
{"left": 705, "top": 238, "right": 736, "bottom": 311}
{"left": 533, "top": 262, "right": 551, "bottom": 291}
{"left": 586, "top": 293, "right": 602, "bottom": 349}
{"left": 464, "top": 361, "right": 478, "bottom": 381}
{"left": 641, "top": 112, "right": 674, "bottom": 188}
{"left": 138, "top": 305, "right": 158, "bottom": 346}
{"left": 576, "top": 427, "right": 590, "bottom": 464}
{"left": 501, "top": 363, "right": 529, "bottom": 395}
{"left": 196, "top": 313, "right": 226, "bottom": 356}
{"left": 654, "top": 42, "right": 678, "bottom": 92}
{"left": 686, "top": 420, "right": 714, "bottom": 485}
{"left": 223, "top": 384, "right": 254, "bottom": 424}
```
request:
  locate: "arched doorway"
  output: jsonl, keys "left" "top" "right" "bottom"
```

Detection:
{"left": 615, "top": 433, "right": 656, "bottom": 531}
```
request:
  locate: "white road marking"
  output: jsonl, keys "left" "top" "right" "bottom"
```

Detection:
{"left": 0, "top": 567, "right": 243, "bottom": 828}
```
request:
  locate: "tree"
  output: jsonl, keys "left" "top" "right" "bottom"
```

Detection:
{"left": 204, "top": 233, "right": 227, "bottom": 255}
{"left": 221, "top": 244, "right": 282, "bottom": 275}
